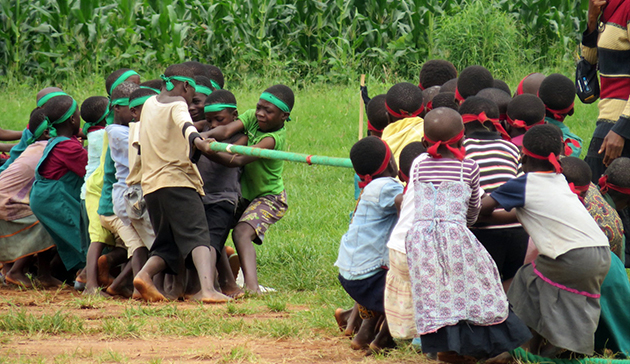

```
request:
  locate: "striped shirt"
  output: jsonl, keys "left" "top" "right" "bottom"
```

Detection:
{"left": 464, "top": 132, "right": 520, "bottom": 229}
{"left": 412, "top": 157, "right": 481, "bottom": 226}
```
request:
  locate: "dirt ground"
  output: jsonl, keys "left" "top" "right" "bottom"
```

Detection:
{"left": 0, "top": 285, "right": 426, "bottom": 363}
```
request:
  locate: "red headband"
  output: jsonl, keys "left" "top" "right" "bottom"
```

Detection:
{"left": 564, "top": 138, "right": 580, "bottom": 156}
{"left": 426, "top": 100, "right": 433, "bottom": 112}
{"left": 507, "top": 115, "right": 545, "bottom": 131}
{"left": 461, "top": 112, "right": 511, "bottom": 141}
{"left": 385, "top": 101, "right": 424, "bottom": 119}
{"left": 568, "top": 182, "right": 589, "bottom": 203}
{"left": 425, "top": 129, "right": 466, "bottom": 161}
{"left": 399, "top": 169, "right": 409, "bottom": 183}
{"left": 521, "top": 146, "right": 562, "bottom": 173}
{"left": 418, "top": 80, "right": 425, "bottom": 90}
{"left": 367, "top": 120, "right": 382, "bottom": 133}
{"left": 545, "top": 103, "right": 574, "bottom": 122}
{"left": 357, "top": 139, "right": 392, "bottom": 189}
{"left": 598, "top": 175, "right": 630, "bottom": 195}
{"left": 454, "top": 88, "right": 465, "bottom": 104}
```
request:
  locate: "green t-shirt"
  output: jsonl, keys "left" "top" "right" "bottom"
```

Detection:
{"left": 239, "top": 109, "right": 286, "bottom": 200}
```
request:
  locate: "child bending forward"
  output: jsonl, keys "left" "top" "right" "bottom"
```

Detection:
{"left": 406, "top": 108, "right": 530, "bottom": 360}
{"left": 482, "top": 124, "right": 610, "bottom": 356}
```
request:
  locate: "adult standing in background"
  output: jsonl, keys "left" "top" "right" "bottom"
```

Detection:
{"left": 582, "top": 0, "right": 630, "bottom": 180}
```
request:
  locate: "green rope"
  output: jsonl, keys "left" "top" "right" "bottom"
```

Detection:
{"left": 511, "top": 347, "right": 630, "bottom": 364}
{"left": 209, "top": 142, "right": 352, "bottom": 168}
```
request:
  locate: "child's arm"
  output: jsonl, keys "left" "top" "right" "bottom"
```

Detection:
{"left": 199, "top": 120, "right": 245, "bottom": 141}
{"left": 0, "top": 143, "right": 16, "bottom": 153}
{"left": 476, "top": 208, "right": 518, "bottom": 224}
{"left": 197, "top": 136, "right": 275, "bottom": 167}
{"left": 480, "top": 194, "right": 499, "bottom": 215}
{"left": 466, "top": 162, "right": 482, "bottom": 225}
{"left": 395, "top": 193, "right": 403, "bottom": 214}
{"left": 0, "top": 128, "right": 23, "bottom": 141}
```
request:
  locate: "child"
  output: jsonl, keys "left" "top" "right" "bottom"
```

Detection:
{"left": 439, "top": 78, "right": 458, "bottom": 94}
{"left": 460, "top": 97, "right": 528, "bottom": 291}
{"left": 481, "top": 124, "right": 610, "bottom": 356}
{"left": 405, "top": 107, "right": 530, "bottom": 361}
{"left": 514, "top": 73, "right": 545, "bottom": 96}
{"left": 132, "top": 63, "right": 230, "bottom": 303}
{"left": 381, "top": 82, "right": 424, "bottom": 165}
{"left": 335, "top": 136, "right": 403, "bottom": 351}
{"left": 493, "top": 79, "right": 511, "bottom": 95}
{"left": 106, "top": 81, "right": 157, "bottom": 297}
{"left": 0, "top": 109, "right": 57, "bottom": 288}
{"left": 455, "top": 66, "right": 493, "bottom": 104}
{"left": 0, "top": 87, "right": 64, "bottom": 174}
{"left": 366, "top": 94, "right": 388, "bottom": 138}
{"left": 205, "top": 64, "right": 225, "bottom": 90}
{"left": 505, "top": 94, "right": 546, "bottom": 148}
{"left": 476, "top": 88, "right": 511, "bottom": 122}
{"left": 200, "top": 84, "right": 293, "bottom": 294}
{"left": 422, "top": 86, "right": 441, "bottom": 114}
{"left": 538, "top": 73, "right": 582, "bottom": 157}
{"left": 431, "top": 92, "right": 458, "bottom": 111}
{"left": 30, "top": 94, "right": 89, "bottom": 274}
{"left": 398, "top": 141, "right": 426, "bottom": 186}
{"left": 418, "top": 59, "right": 457, "bottom": 90}
{"left": 190, "top": 76, "right": 216, "bottom": 130}
{"left": 197, "top": 89, "right": 248, "bottom": 298}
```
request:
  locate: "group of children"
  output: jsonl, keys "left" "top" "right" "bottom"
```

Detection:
{"left": 336, "top": 60, "right": 630, "bottom": 361}
{"left": 0, "top": 62, "right": 294, "bottom": 303}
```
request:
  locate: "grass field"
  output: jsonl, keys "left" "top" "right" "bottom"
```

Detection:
{"left": 0, "top": 75, "right": 601, "bottom": 363}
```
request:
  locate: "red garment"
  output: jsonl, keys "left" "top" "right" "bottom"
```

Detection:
{"left": 39, "top": 137, "right": 88, "bottom": 180}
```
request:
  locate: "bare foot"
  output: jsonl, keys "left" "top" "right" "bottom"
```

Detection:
{"left": 344, "top": 306, "right": 361, "bottom": 336}
{"left": 37, "top": 275, "right": 63, "bottom": 288}
{"left": 486, "top": 352, "right": 514, "bottom": 364}
{"left": 190, "top": 290, "right": 231, "bottom": 304}
{"left": 97, "top": 255, "right": 114, "bottom": 288}
{"left": 334, "top": 308, "right": 351, "bottom": 332}
{"left": 133, "top": 273, "right": 166, "bottom": 302}
{"left": 75, "top": 269, "right": 87, "bottom": 284}
{"left": 106, "top": 285, "right": 133, "bottom": 298}
{"left": 222, "top": 286, "right": 245, "bottom": 299}
{"left": 5, "top": 272, "right": 33, "bottom": 288}
{"left": 437, "top": 352, "right": 478, "bottom": 364}
{"left": 132, "top": 289, "right": 143, "bottom": 300}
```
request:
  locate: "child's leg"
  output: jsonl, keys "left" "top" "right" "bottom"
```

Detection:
{"left": 334, "top": 303, "right": 361, "bottom": 335}
{"left": 351, "top": 306, "right": 382, "bottom": 350}
{"left": 84, "top": 242, "right": 105, "bottom": 294}
{"left": 133, "top": 255, "right": 167, "bottom": 302}
{"left": 369, "top": 317, "right": 396, "bottom": 352}
{"left": 190, "top": 246, "right": 230, "bottom": 303}
{"left": 36, "top": 248, "right": 62, "bottom": 288}
{"left": 106, "top": 261, "right": 133, "bottom": 298}
{"left": 97, "top": 247, "right": 127, "bottom": 287}
{"left": 218, "top": 247, "right": 243, "bottom": 298}
{"left": 232, "top": 223, "right": 260, "bottom": 293}
{"left": 130, "top": 247, "right": 148, "bottom": 299}
{"left": 5, "top": 256, "right": 35, "bottom": 288}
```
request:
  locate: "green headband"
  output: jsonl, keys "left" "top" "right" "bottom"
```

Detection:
{"left": 36, "top": 91, "right": 68, "bottom": 108}
{"left": 36, "top": 98, "right": 77, "bottom": 139}
{"left": 211, "top": 80, "right": 222, "bottom": 90}
{"left": 195, "top": 85, "right": 213, "bottom": 96}
{"left": 110, "top": 70, "right": 140, "bottom": 95}
{"left": 129, "top": 95, "right": 153, "bottom": 109}
{"left": 260, "top": 92, "right": 291, "bottom": 113}
{"left": 160, "top": 74, "right": 197, "bottom": 91}
{"left": 111, "top": 98, "right": 130, "bottom": 106}
{"left": 204, "top": 103, "right": 237, "bottom": 113}
{"left": 140, "top": 86, "right": 160, "bottom": 93}
{"left": 50, "top": 99, "right": 78, "bottom": 125}
{"left": 82, "top": 105, "right": 110, "bottom": 135}
{"left": 27, "top": 119, "right": 52, "bottom": 144}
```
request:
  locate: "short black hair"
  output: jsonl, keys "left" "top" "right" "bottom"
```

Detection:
{"left": 522, "top": 124, "right": 563, "bottom": 170}
{"left": 431, "top": 92, "right": 459, "bottom": 111}
{"left": 459, "top": 96, "right": 500, "bottom": 119}
{"left": 105, "top": 68, "right": 135, "bottom": 96}
{"left": 263, "top": 84, "right": 294, "bottom": 111}
{"left": 457, "top": 66, "right": 493, "bottom": 99}
{"left": 205, "top": 89, "right": 237, "bottom": 106}
{"left": 561, "top": 157, "right": 592, "bottom": 186}
{"left": 205, "top": 65, "right": 225, "bottom": 89}
{"left": 28, "top": 108, "right": 48, "bottom": 135}
{"left": 507, "top": 94, "right": 545, "bottom": 126}
{"left": 140, "top": 79, "right": 163, "bottom": 91}
{"left": 350, "top": 136, "right": 390, "bottom": 176}
{"left": 42, "top": 94, "right": 75, "bottom": 123}
{"left": 538, "top": 73, "right": 576, "bottom": 111}
{"left": 419, "top": 60, "right": 457, "bottom": 89}
{"left": 129, "top": 88, "right": 158, "bottom": 105}
{"left": 605, "top": 157, "right": 630, "bottom": 188}
{"left": 477, "top": 88, "right": 512, "bottom": 117}
{"left": 399, "top": 141, "right": 426, "bottom": 179}
{"left": 366, "top": 94, "right": 389, "bottom": 131}
{"left": 440, "top": 78, "right": 458, "bottom": 93}
{"left": 80, "top": 96, "right": 109, "bottom": 124}
{"left": 111, "top": 81, "right": 140, "bottom": 100}
{"left": 163, "top": 63, "right": 195, "bottom": 89}
{"left": 385, "top": 82, "right": 423, "bottom": 117}
{"left": 422, "top": 86, "right": 441, "bottom": 108}
{"left": 493, "top": 79, "right": 511, "bottom": 95}
{"left": 182, "top": 61, "right": 209, "bottom": 77}
{"left": 195, "top": 75, "right": 214, "bottom": 90}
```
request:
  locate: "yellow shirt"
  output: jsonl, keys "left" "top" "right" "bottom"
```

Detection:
{"left": 138, "top": 96, "right": 204, "bottom": 196}
{"left": 381, "top": 117, "right": 424, "bottom": 166}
